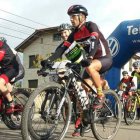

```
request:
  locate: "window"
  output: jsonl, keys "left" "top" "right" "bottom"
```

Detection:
{"left": 29, "top": 55, "right": 36, "bottom": 68}
{"left": 28, "top": 79, "right": 38, "bottom": 88}
{"left": 40, "top": 38, "right": 43, "bottom": 44}
{"left": 53, "top": 33, "right": 61, "bottom": 41}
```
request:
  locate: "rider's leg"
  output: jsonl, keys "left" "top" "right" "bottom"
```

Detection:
{"left": 0, "top": 78, "right": 12, "bottom": 101}
{"left": 72, "top": 116, "right": 81, "bottom": 137}
{"left": 0, "top": 76, "right": 14, "bottom": 114}
{"left": 101, "top": 78, "right": 110, "bottom": 90}
{"left": 85, "top": 59, "right": 105, "bottom": 109}
{"left": 72, "top": 80, "right": 91, "bottom": 137}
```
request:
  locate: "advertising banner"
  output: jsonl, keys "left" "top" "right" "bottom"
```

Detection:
{"left": 106, "top": 19, "right": 140, "bottom": 89}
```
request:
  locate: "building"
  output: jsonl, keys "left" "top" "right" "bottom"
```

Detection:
{"left": 15, "top": 26, "right": 62, "bottom": 88}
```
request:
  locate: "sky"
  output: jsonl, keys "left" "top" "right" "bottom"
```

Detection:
{"left": 0, "top": 0, "right": 140, "bottom": 50}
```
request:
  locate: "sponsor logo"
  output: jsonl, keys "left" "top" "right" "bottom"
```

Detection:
{"left": 127, "top": 25, "right": 140, "bottom": 35}
{"left": 107, "top": 37, "right": 120, "bottom": 57}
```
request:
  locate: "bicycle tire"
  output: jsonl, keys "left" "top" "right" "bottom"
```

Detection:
{"left": 21, "top": 82, "right": 72, "bottom": 140}
{"left": 91, "top": 89, "right": 121, "bottom": 140}
{"left": 124, "top": 96, "right": 137, "bottom": 125}
{"left": 2, "top": 88, "right": 30, "bottom": 130}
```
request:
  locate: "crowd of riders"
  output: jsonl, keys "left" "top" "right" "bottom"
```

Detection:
{"left": 117, "top": 60, "right": 140, "bottom": 119}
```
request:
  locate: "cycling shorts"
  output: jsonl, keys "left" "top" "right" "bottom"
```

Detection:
{"left": 81, "top": 55, "right": 112, "bottom": 79}
{"left": 0, "top": 67, "right": 18, "bottom": 83}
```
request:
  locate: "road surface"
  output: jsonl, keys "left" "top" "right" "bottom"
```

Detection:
{"left": 0, "top": 120, "right": 140, "bottom": 140}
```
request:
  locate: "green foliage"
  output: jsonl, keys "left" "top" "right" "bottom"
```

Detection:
{"left": 33, "top": 54, "right": 44, "bottom": 68}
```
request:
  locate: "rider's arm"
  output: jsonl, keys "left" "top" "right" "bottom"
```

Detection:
{"left": 131, "top": 71, "right": 135, "bottom": 77}
{"left": 118, "top": 80, "right": 124, "bottom": 90}
{"left": 14, "top": 54, "right": 25, "bottom": 82}
{"left": 47, "top": 45, "right": 67, "bottom": 62}
{"left": 48, "top": 32, "right": 74, "bottom": 62}
{"left": 86, "top": 22, "right": 100, "bottom": 58}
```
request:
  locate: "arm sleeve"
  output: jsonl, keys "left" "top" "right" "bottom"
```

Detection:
{"left": 14, "top": 54, "right": 25, "bottom": 82}
{"left": 131, "top": 71, "right": 135, "bottom": 77}
{"left": 86, "top": 22, "right": 100, "bottom": 57}
{"left": 48, "top": 33, "right": 74, "bottom": 62}
{"left": 48, "top": 45, "right": 67, "bottom": 62}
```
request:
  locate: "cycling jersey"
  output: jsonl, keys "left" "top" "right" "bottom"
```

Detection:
{"left": 119, "top": 76, "right": 135, "bottom": 90}
{"left": 0, "top": 40, "right": 16, "bottom": 67}
{"left": 0, "top": 40, "right": 24, "bottom": 83}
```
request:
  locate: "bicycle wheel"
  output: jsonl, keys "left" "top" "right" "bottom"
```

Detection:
{"left": 124, "top": 96, "right": 137, "bottom": 125}
{"left": 91, "top": 89, "right": 121, "bottom": 140}
{"left": 21, "top": 82, "right": 72, "bottom": 140}
{"left": 3, "top": 88, "right": 30, "bottom": 130}
{"left": 114, "top": 100, "right": 124, "bottom": 119}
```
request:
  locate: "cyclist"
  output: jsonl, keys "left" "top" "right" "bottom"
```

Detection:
{"left": 119, "top": 71, "right": 135, "bottom": 96}
{"left": 0, "top": 37, "right": 24, "bottom": 114}
{"left": 131, "top": 61, "right": 140, "bottom": 119}
{"left": 131, "top": 61, "right": 140, "bottom": 90}
{"left": 40, "top": 5, "right": 112, "bottom": 136}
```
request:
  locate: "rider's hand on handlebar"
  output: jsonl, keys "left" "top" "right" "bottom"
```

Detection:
{"left": 37, "top": 67, "right": 48, "bottom": 76}
{"left": 41, "top": 59, "right": 53, "bottom": 69}
{"left": 80, "top": 58, "right": 92, "bottom": 67}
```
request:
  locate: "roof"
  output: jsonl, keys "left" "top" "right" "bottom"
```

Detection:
{"left": 15, "top": 26, "right": 58, "bottom": 52}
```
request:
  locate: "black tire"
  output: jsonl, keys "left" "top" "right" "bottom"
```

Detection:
{"left": 84, "top": 124, "right": 91, "bottom": 133}
{"left": 3, "top": 88, "right": 30, "bottom": 130}
{"left": 124, "top": 96, "right": 137, "bottom": 125}
{"left": 21, "top": 82, "right": 72, "bottom": 140}
{"left": 114, "top": 100, "right": 124, "bottom": 119}
{"left": 91, "top": 89, "right": 121, "bottom": 140}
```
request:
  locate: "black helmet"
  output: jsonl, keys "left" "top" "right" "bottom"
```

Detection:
{"left": 67, "top": 5, "right": 88, "bottom": 16}
{"left": 0, "top": 37, "right": 6, "bottom": 42}
{"left": 58, "top": 23, "right": 72, "bottom": 32}
{"left": 132, "top": 61, "right": 140, "bottom": 68}
{"left": 122, "top": 71, "right": 128, "bottom": 76}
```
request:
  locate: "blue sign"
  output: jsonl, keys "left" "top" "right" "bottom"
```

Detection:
{"left": 106, "top": 19, "right": 140, "bottom": 89}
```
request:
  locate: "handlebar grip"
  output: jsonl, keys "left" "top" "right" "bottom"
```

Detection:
{"left": 37, "top": 70, "right": 48, "bottom": 77}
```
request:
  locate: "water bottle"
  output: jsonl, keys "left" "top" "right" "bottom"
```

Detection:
{"left": 78, "top": 87, "right": 89, "bottom": 110}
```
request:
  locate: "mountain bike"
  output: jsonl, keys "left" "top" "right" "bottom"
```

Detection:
{"left": 61, "top": 71, "right": 91, "bottom": 133}
{"left": 21, "top": 60, "right": 121, "bottom": 140}
{"left": 0, "top": 88, "right": 30, "bottom": 129}
{"left": 124, "top": 89, "right": 139, "bottom": 125}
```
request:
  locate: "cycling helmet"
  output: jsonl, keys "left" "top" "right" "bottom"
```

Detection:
{"left": 58, "top": 23, "right": 72, "bottom": 32}
{"left": 132, "top": 61, "right": 140, "bottom": 68}
{"left": 67, "top": 5, "right": 88, "bottom": 16}
{"left": 122, "top": 71, "right": 128, "bottom": 76}
{"left": 0, "top": 37, "right": 6, "bottom": 42}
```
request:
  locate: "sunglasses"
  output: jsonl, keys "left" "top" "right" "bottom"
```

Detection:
{"left": 123, "top": 74, "right": 128, "bottom": 76}
{"left": 70, "top": 14, "right": 80, "bottom": 18}
{"left": 134, "top": 67, "right": 138, "bottom": 69}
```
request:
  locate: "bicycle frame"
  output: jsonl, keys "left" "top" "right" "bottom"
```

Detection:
{"left": 131, "top": 92, "right": 140, "bottom": 112}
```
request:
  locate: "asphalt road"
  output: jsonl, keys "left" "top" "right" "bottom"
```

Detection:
{"left": 0, "top": 120, "right": 140, "bottom": 140}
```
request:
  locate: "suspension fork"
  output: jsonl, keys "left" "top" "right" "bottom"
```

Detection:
{"left": 55, "top": 84, "right": 70, "bottom": 120}
{"left": 40, "top": 90, "right": 56, "bottom": 119}
{"left": 41, "top": 92, "right": 49, "bottom": 113}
